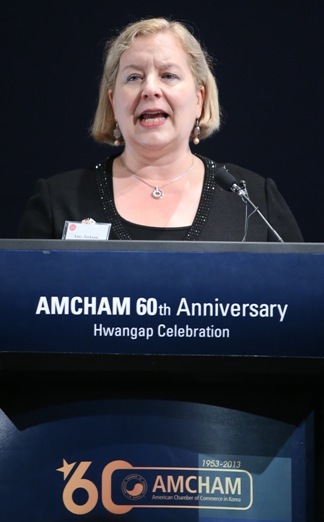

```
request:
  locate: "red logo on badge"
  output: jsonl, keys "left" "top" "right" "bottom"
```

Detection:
{"left": 69, "top": 224, "right": 76, "bottom": 231}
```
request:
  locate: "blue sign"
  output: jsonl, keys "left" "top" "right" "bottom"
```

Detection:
{"left": 0, "top": 399, "right": 312, "bottom": 521}
{"left": 1, "top": 242, "right": 324, "bottom": 356}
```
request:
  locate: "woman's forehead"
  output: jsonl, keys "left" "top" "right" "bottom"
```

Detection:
{"left": 120, "top": 32, "right": 188, "bottom": 67}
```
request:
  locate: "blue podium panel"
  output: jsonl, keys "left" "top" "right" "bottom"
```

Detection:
{"left": 0, "top": 399, "right": 313, "bottom": 521}
{"left": 0, "top": 240, "right": 324, "bottom": 358}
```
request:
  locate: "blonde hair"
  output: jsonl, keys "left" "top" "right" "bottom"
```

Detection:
{"left": 91, "top": 17, "right": 221, "bottom": 145}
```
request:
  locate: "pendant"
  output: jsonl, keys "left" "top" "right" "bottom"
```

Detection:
{"left": 152, "top": 187, "right": 164, "bottom": 199}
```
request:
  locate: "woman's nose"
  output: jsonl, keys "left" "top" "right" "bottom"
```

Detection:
{"left": 141, "top": 75, "right": 162, "bottom": 98}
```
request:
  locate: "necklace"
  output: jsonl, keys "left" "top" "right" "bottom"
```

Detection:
{"left": 120, "top": 155, "right": 195, "bottom": 199}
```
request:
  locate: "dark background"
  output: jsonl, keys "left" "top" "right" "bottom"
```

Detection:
{"left": 2, "top": 0, "right": 323, "bottom": 241}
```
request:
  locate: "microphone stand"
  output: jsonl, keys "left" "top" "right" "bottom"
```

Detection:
{"left": 231, "top": 181, "right": 284, "bottom": 243}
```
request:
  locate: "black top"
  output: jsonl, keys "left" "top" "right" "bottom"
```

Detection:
{"left": 18, "top": 153, "right": 303, "bottom": 242}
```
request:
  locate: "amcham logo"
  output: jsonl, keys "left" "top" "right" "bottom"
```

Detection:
{"left": 121, "top": 473, "right": 148, "bottom": 500}
{"left": 57, "top": 459, "right": 252, "bottom": 516}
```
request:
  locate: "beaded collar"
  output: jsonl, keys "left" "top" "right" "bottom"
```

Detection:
{"left": 96, "top": 153, "right": 217, "bottom": 241}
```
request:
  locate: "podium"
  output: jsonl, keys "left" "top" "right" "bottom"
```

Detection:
{"left": 0, "top": 239, "right": 323, "bottom": 521}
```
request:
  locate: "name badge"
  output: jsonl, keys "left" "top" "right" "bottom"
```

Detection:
{"left": 62, "top": 219, "right": 111, "bottom": 240}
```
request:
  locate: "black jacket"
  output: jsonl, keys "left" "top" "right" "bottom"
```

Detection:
{"left": 18, "top": 153, "right": 303, "bottom": 242}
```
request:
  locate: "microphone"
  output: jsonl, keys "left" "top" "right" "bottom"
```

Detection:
{"left": 215, "top": 165, "right": 284, "bottom": 243}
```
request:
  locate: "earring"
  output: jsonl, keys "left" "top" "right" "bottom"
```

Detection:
{"left": 193, "top": 119, "right": 201, "bottom": 145}
{"left": 113, "top": 122, "right": 122, "bottom": 146}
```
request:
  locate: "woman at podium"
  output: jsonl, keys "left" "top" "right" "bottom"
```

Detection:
{"left": 18, "top": 17, "right": 303, "bottom": 243}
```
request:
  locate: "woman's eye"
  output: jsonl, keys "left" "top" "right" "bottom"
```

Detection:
{"left": 162, "top": 73, "right": 177, "bottom": 80}
{"left": 127, "top": 74, "right": 142, "bottom": 82}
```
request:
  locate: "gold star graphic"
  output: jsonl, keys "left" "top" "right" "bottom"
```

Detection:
{"left": 56, "top": 459, "right": 76, "bottom": 479}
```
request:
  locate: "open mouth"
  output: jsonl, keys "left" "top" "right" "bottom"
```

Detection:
{"left": 139, "top": 111, "right": 168, "bottom": 122}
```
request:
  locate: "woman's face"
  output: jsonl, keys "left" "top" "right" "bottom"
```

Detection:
{"left": 109, "top": 31, "right": 204, "bottom": 152}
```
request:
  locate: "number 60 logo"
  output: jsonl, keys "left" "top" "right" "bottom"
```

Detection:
{"left": 57, "top": 459, "right": 134, "bottom": 515}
